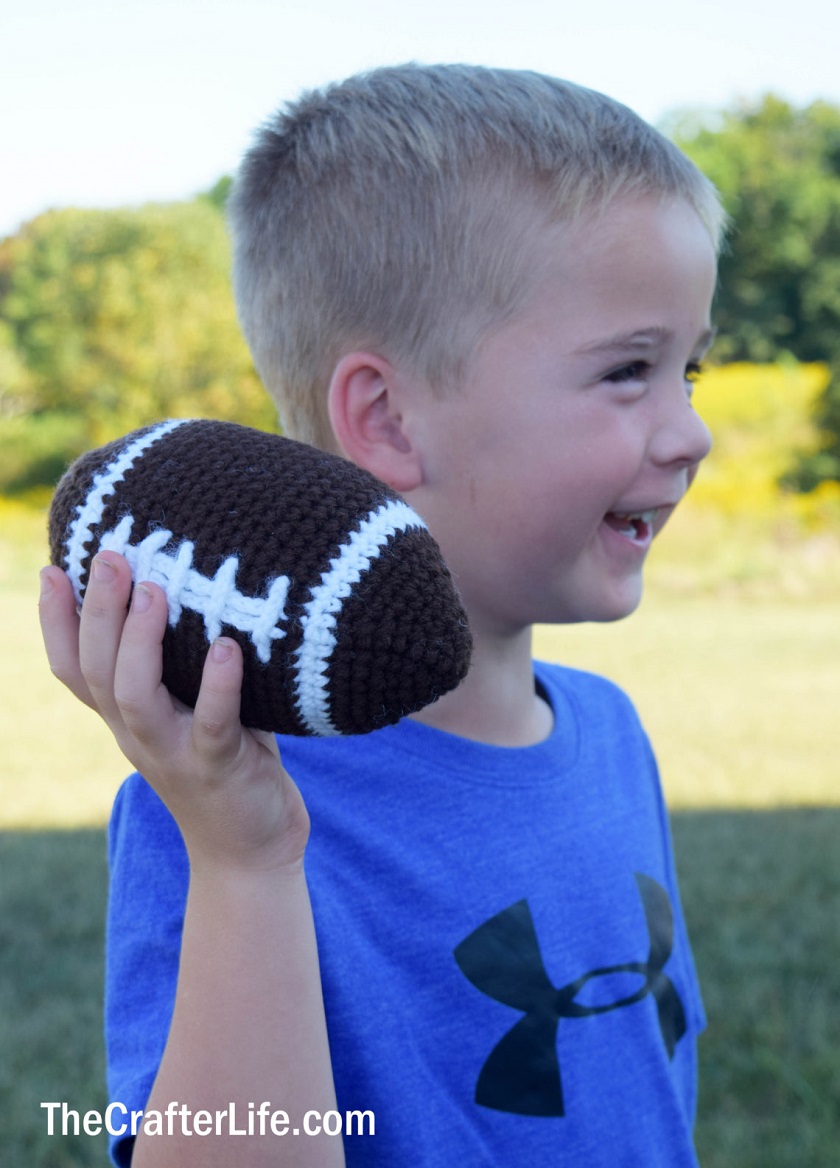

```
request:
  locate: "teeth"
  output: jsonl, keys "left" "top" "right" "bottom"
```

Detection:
{"left": 613, "top": 509, "right": 657, "bottom": 524}
{"left": 607, "top": 508, "right": 659, "bottom": 541}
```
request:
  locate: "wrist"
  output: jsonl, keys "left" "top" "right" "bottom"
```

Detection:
{"left": 171, "top": 760, "right": 311, "bottom": 880}
{"left": 186, "top": 846, "right": 308, "bottom": 889}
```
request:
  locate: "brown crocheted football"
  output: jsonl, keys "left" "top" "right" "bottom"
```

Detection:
{"left": 48, "top": 419, "right": 472, "bottom": 735}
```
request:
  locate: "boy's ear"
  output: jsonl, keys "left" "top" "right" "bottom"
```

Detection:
{"left": 327, "top": 352, "right": 423, "bottom": 492}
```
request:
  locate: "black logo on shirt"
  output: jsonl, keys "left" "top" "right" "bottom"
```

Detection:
{"left": 453, "top": 873, "right": 686, "bottom": 1116}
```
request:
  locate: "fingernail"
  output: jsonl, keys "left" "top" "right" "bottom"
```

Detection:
{"left": 39, "top": 568, "right": 53, "bottom": 596}
{"left": 211, "top": 638, "right": 234, "bottom": 663}
{"left": 132, "top": 583, "right": 152, "bottom": 613}
{"left": 93, "top": 556, "right": 117, "bottom": 583}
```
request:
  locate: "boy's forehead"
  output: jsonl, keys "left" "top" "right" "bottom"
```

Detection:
{"left": 473, "top": 196, "right": 717, "bottom": 356}
{"left": 525, "top": 198, "right": 716, "bottom": 297}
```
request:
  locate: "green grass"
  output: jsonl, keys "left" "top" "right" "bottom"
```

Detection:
{"left": 3, "top": 815, "right": 837, "bottom": 1168}
{"left": 4, "top": 499, "right": 840, "bottom": 1165}
{"left": 0, "top": 830, "right": 110, "bottom": 1167}
{"left": 675, "top": 809, "right": 840, "bottom": 1168}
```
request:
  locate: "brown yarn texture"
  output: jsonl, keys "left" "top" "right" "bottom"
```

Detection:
{"left": 48, "top": 420, "right": 472, "bottom": 735}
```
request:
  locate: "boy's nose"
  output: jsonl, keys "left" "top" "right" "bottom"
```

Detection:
{"left": 649, "top": 390, "right": 712, "bottom": 472}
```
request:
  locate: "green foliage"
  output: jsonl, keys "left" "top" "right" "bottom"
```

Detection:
{"left": 0, "top": 318, "right": 33, "bottom": 413}
{"left": 789, "top": 353, "right": 840, "bottom": 490}
{"left": 6, "top": 100, "right": 840, "bottom": 491}
{"left": 669, "top": 95, "right": 840, "bottom": 363}
{"left": 688, "top": 361, "right": 840, "bottom": 528}
{"left": 200, "top": 174, "right": 234, "bottom": 210}
{"left": 668, "top": 95, "right": 840, "bottom": 484}
{"left": 0, "top": 200, "right": 277, "bottom": 487}
{"left": 0, "top": 411, "right": 90, "bottom": 494}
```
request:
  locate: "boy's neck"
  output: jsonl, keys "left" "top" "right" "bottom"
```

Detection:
{"left": 409, "top": 625, "right": 554, "bottom": 747}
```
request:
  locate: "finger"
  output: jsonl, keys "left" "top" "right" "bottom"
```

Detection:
{"left": 77, "top": 552, "right": 134, "bottom": 719}
{"left": 39, "top": 565, "right": 96, "bottom": 708}
{"left": 190, "top": 637, "right": 247, "bottom": 765}
{"left": 111, "top": 579, "right": 177, "bottom": 742}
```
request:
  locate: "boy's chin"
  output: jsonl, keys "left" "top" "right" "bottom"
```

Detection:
{"left": 570, "top": 580, "right": 645, "bottom": 625}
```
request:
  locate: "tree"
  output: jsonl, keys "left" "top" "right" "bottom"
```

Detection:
{"left": 668, "top": 95, "right": 840, "bottom": 485}
{"left": 200, "top": 175, "right": 234, "bottom": 211}
{"left": 0, "top": 199, "right": 276, "bottom": 488}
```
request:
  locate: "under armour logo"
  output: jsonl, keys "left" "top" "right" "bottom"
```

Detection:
{"left": 453, "top": 873, "right": 687, "bottom": 1117}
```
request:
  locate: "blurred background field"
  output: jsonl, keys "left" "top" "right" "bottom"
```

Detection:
{"left": 3, "top": 93, "right": 840, "bottom": 1167}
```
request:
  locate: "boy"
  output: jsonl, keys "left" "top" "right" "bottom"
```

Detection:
{"left": 40, "top": 64, "right": 726, "bottom": 1167}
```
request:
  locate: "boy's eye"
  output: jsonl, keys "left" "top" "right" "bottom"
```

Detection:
{"left": 684, "top": 362, "right": 704, "bottom": 398}
{"left": 604, "top": 361, "right": 650, "bottom": 384}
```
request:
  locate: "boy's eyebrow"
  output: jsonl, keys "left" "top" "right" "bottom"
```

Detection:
{"left": 574, "top": 326, "right": 718, "bottom": 357}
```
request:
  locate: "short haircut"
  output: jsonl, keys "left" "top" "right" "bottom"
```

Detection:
{"left": 229, "top": 63, "right": 726, "bottom": 449}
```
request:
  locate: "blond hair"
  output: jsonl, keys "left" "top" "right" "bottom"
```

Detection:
{"left": 229, "top": 63, "right": 726, "bottom": 448}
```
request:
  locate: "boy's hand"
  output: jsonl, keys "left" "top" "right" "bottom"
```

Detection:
{"left": 39, "top": 552, "right": 309, "bottom": 875}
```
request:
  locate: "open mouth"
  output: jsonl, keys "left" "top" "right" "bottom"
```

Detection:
{"left": 603, "top": 509, "right": 658, "bottom": 544}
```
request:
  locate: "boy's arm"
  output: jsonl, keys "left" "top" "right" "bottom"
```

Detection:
{"left": 40, "top": 552, "right": 344, "bottom": 1168}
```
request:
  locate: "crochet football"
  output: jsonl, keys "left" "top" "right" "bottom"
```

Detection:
{"left": 48, "top": 419, "right": 472, "bottom": 735}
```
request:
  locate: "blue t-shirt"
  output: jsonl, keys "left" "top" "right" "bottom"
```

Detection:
{"left": 105, "top": 661, "right": 704, "bottom": 1166}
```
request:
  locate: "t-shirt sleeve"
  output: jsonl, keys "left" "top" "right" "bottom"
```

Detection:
{"left": 104, "top": 773, "right": 189, "bottom": 1166}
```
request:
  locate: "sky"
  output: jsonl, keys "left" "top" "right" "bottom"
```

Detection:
{"left": 2, "top": 0, "right": 838, "bottom": 239}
